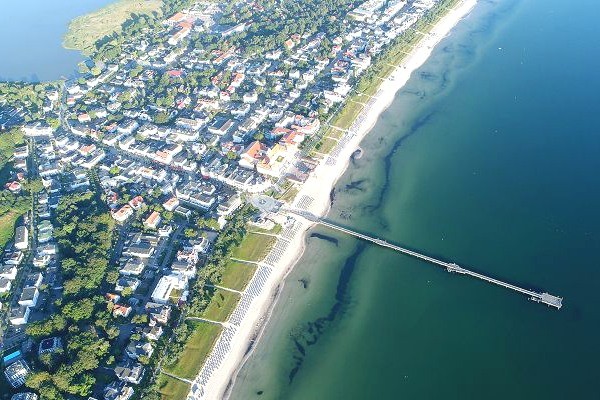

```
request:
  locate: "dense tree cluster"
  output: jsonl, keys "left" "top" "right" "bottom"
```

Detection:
{"left": 0, "top": 83, "right": 59, "bottom": 122}
{"left": 53, "top": 191, "right": 115, "bottom": 297}
{"left": 224, "top": 0, "right": 358, "bottom": 56}
{"left": 25, "top": 191, "right": 117, "bottom": 399}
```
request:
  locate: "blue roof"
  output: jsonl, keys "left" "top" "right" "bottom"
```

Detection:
{"left": 2, "top": 350, "right": 21, "bottom": 364}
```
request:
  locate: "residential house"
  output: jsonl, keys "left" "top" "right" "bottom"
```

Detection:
{"left": 38, "top": 337, "right": 62, "bottom": 356}
{"left": 125, "top": 340, "right": 154, "bottom": 360}
{"left": 4, "top": 359, "right": 30, "bottom": 388}
{"left": 104, "top": 381, "right": 134, "bottom": 400}
{"left": 150, "top": 274, "right": 188, "bottom": 304}
{"left": 143, "top": 211, "right": 161, "bottom": 229}
{"left": 18, "top": 287, "right": 39, "bottom": 307}
{"left": 144, "top": 302, "right": 171, "bottom": 325}
{"left": 112, "top": 205, "right": 134, "bottom": 222}
{"left": 9, "top": 306, "right": 30, "bottom": 325}
{"left": 113, "top": 304, "right": 133, "bottom": 318}
{"left": 114, "top": 361, "right": 145, "bottom": 385}
{"left": 14, "top": 226, "right": 28, "bottom": 250}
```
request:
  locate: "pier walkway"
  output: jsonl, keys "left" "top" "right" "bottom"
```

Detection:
{"left": 286, "top": 208, "right": 562, "bottom": 309}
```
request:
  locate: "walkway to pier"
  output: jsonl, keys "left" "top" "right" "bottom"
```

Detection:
{"left": 286, "top": 208, "right": 562, "bottom": 309}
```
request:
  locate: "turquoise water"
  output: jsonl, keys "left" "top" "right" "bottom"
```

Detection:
{"left": 230, "top": 0, "right": 600, "bottom": 399}
{"left": 0, "top": 0, "right": 116, "bottom": 81}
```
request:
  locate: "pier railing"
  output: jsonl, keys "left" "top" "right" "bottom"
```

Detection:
{"left": 286, "top": 208, "right": 562, "bottom": 309}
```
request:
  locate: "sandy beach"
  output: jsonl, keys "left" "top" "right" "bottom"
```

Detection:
{"left": 187, "top": 1, "right": 478, "bottom": 398}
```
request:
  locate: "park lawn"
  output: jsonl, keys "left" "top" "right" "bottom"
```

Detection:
{"left": 201, "top": 289, "right": 240, "bottom": 322}
{"left": 329, "top": 100, "right": 363, "bottom": 130}
{"left": 162, "top": 321, "right": 222, "bottom": 380}
{"left": 157, "top": 373, "right": 191, "bottom": 400}
{"left": 325, "top": 127, "right": 344, "bottom": 140}
{"left": 279, "top": 186, "right": 299, "bottom": 204}
{"left": 231, "top": 232, "right": 276, "bottom": 262}
{"left": 63, "top": 0, "right": 162, "bottom": 54}
{"left": 315, "top": 137, "right": 338, "bottom": 155}
{"left": 0, "top": 211, "right": 20, "bottom": 250}
{"left": 218, "top": 261, "right": 256, "bottom": 291}
{"left": 249, "top": 223, "right": 282, "bottom": 235}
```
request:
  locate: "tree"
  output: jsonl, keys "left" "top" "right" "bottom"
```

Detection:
{"left": 26, "top": 371, "right": 52, "bottom": 390}
{"left": 62, "top": 298, "right": 95, "bottom": 322}
{"left": 138, "top": 355, "right": 150, "bottom": 365}
{"left": 154, "top": 111, "right": 171, "bottom": 124}
{"left": 48, "top": 117, "right": 61, "bottom": 130}
{"left": 106, "top": 270, "right": 119, "bottom": 284}
{"left": 131, "top": 314, "right": 148, "bottom": 324}
{"left": 184, "top": 228, "right": 197, "bottom": 238}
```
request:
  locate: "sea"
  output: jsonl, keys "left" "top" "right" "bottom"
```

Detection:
{"left": 0, "top": 0, "right": 116, "bottom": 82}
{"left": 229, "top": 0, "right": 600, "bottom": 399}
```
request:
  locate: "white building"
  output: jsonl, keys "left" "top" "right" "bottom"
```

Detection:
{"left": 151, "top": 274, "right": 188, "bottom": 304}
{"left": 14, "top": 226, "right": 28, "bottom": 250}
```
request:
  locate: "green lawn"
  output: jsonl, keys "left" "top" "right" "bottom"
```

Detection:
{"left": 63, "top": 0, "right": 162, "bottom": 54}
{"left": 325, "top": 127, "right": 344, "bottom": 140}
{"left": 200, "top": 289, "right": 240, "bottom": 322}
{"left": 329, "top": 100, "right": 364, "bottom": 130}
{"left": 315, "top": 137, "right": 338, "bottom": 154}
{"left": 218, "top": 261, "right": 256, "bottom": 291}
{"left": 0, "top": 211, "right": 20, "bottom": 250}
{"left": 279, "top": 186, "right": 299, "bottom": 204}
{"left": 249, "top": 223, "right": 282, "bottom": 235}
{"left": 157, "top": 373, "right": 191, "bottom": 400}
{"left": 231, "top": 232, "right": 277, "bottom": 262}
{"left": 162, "top": 321, "right": 222, "bottom": 380}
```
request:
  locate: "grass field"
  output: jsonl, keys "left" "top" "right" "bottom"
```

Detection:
{"left": 218, "top": 261, "right": 256, "bottom": 291}
{"left": 329, "top": 100, "right": 364, "bottom": 131}
{"left": 0, "top": 211, "right": 19, "bottom": 250}
{"left": 279, "top": 186, "right": 299, "bottom": 203}
{"left": 248, "top": 223, "right": 282, "bottom": 235}
{"left": 201, "top": 289, "right": 240, "bottom": 322}
{"left": 63, "top": 0, "right": 162, "bottom": 54}
{"left": 315, "top": 137, "right": 338, "bottom": 154}
{"left": 325, "top": 127, "right": 344, "bottom": 140}
{"left": 162, "top": 321, "right": 222, "bottom": 380}
{"left": 231, "top": 232, "right": 277, "bottom": 262}
{"left": 157, "top": 373, "right": 191, "bottom": 400}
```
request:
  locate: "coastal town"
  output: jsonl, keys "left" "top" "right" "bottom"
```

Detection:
{"left": 0, "top": 0, "right": 472, "bottom": 399}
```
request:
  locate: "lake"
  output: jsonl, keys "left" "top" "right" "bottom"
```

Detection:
{"left": 0, "top": 0, "right": 117, "bottom": 82}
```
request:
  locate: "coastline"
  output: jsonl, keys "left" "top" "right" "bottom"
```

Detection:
{"left": 188, "top": 1, "right": 478, "bottom": 398}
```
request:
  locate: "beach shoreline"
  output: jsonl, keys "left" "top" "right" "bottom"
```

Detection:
{"left": 188, "top": 1, "right": 478, "bottom": 398}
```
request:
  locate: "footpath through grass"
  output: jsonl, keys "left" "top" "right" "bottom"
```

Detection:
{"left": 162, "top": 321, "right": 222, "bottom": 381}
{"left": 231, "top": 232, "right": 277, "bottom": 262}
{"left": 218, "top": 261, "right": 256, "bottom": 291}
{"left": 63, "top": 0, "right": 162, "bottom": 54}
{"left": 157, "top": 373, "right": 191, "bottom": 400}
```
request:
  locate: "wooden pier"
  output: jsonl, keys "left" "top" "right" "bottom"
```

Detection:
{"left": 288, "top": 209, "right": 562, "bottom": 309}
